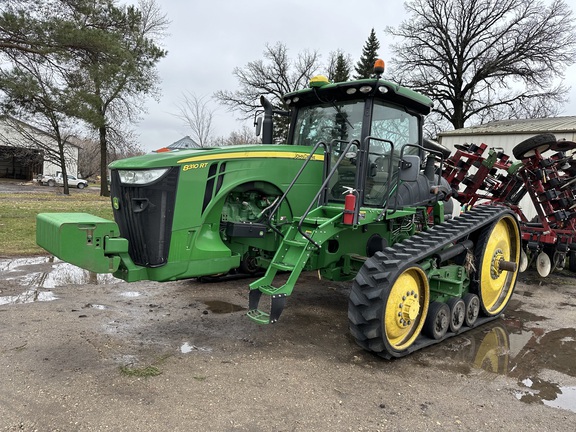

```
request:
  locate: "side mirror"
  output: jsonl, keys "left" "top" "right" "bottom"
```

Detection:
{"left": 399, "top": 154, "right": 420, "bottom": 182}
{"left": 255, "top": 116, "right": 262, "bottom": 137}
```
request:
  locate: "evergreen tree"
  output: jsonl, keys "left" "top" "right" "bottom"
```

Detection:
{"left": 354, "top": 28, "right": 380, "bottom": 79}
{"left": 331, "top": 52, "right": 351, "bottom": 83}
{"left": 0, "top": 0, "right": 168, "bottom": 196}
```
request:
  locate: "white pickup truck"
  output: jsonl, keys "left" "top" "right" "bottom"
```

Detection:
{"left": 39, "top": 174, "right": 89, "bottom": 189}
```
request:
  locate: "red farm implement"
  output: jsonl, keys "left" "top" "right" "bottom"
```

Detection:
{"left": 442, "top": 134, "right": 576, "bottom": 277}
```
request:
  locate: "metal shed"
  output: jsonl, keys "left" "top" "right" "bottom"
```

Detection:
{"left": 438, "top": 116, "right": 576, "bottom": 156}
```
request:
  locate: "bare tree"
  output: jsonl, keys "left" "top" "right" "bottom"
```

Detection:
{"left": 77, "top": 126, "right": 144, "bottom": 179}
{"left": 215, "top": 42, "right": 320, "bottom": 142}
{"left": 173, "top": 92, "right": 214, "bottom": 147}
{"left": 387, "top": 0, "right": 576, "bottom": 132}
{"left": 212, "top": 125, "right": 260, "bottom": 146}
{"left": 0, "top": 44, "right": 82, "bottom": 193}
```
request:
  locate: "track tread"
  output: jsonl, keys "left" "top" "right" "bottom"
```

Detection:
{"left": 348, "top": 205, "right": 517, "bottom": 359}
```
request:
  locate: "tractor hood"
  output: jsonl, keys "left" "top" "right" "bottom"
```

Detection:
{"left": 108, "top": 144, "right": 324, "bottom": 170}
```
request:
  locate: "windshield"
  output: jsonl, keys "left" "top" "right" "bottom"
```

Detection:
{"left": 294, "top": 98, "right": 421, "bottom": 207}
{"left": 292, "top": 100, "right": 364, "bottom": 146}
{"left": 369, "top": 101, "right": 420, "bottom": 155}
{"left": 292, "top": 99, "right": 419, "bottom": 149}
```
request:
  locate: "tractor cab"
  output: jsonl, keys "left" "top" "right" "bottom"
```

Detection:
{"left": 275, "top": 61, "right": 452, "bottom": 219}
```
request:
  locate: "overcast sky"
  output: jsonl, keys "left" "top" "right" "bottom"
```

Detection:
{"left": 132, "top": 0, "right": 576, "bottom": 153}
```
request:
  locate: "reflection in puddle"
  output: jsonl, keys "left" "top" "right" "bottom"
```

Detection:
{"left": 0, "top": 289, "right": 58, "bottom": 305}
{"left": 203, "top": 300, "right": 246, "bottom": 314}
{"left": 180, "top": 342, "right": 212, "bottom": 354}
{"left": 0, "top": 257, "right": 120, "bottom": 287}
{"left": 423, "top": 318, "right": 576, "bottom": 413}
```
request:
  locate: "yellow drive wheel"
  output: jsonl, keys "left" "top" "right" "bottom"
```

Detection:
{"left": 382, "top": 266, "right": 430, "bottom": 352}
{"left": 474, "top": 214, "right": 520, "bottom": 316}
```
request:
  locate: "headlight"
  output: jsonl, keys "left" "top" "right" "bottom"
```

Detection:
{"left": 118, "top": 168, "right": 169, "bottom": 185}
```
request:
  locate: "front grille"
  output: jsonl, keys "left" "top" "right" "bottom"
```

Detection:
{"left": 110, "top": 167, "right": 179, "bottom": 267}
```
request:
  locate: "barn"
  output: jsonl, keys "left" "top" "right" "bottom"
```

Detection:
{"left": 437, "top": 116, "right": 576, "bottom": 220}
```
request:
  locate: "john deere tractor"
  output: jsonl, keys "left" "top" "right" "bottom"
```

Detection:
{"left": 37, "top": 60, "right": 521, "bottom": 358}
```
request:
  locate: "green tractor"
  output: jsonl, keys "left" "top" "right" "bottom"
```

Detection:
{"left": 36, "top": 61, "right": 521, "bottom": 358}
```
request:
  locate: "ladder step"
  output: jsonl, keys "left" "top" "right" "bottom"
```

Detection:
{"left": 257, "top": 284, "right": 284, "bottom": 295}
{"left": 303, "top": 216, "right": 331, "bottom": 225}
{"left": 247, "top": 309, "right": 270, "bottom": 325}
{"left": 283, "top": 239, "right": 307, "bottom": 247}
{"left": 271, "top": 262, "right": 294, "bottom": 271}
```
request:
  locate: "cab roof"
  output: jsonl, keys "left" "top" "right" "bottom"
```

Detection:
{"left": 283, "top": 78, "right": 433, "bottom": 116}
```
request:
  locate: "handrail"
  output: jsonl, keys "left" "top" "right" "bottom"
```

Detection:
{"left": 265, "top": 140, "right": 327, "bottom": 237}
{"left": 381, "top": 142, "right": 447, "bottom": 220}
{"left": 297, "top": 139, "right": 360, "bottom": 248}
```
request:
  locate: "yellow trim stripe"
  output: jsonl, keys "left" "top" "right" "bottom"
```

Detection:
{"left": 177, "top": 151, "right": 324, "bottom": 164}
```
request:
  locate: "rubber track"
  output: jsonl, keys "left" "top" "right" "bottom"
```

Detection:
{"left": 348, "top": 205, "right": 517, "bottom": 359}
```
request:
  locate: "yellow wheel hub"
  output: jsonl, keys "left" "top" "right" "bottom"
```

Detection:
{"left": 384, "top": 267, "right": 429, "bottom": 351}
{"left": 490, "top": 249, "right": 505, "bottom": 278}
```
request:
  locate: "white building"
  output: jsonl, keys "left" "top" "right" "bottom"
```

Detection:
{"left": 0, "top": 117, "right": 79, "bottom": 180}
{"left": 438, "top": 116, "right": 576, "bottom": 220}
{"left": 438, "top": 116, "right": 576, "bottom": 155}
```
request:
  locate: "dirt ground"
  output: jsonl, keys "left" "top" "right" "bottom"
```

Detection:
{"left": 1, "top": 258, "right": 575, "bottom": 431}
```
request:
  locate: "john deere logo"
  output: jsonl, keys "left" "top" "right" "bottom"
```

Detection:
{"left": 112, "top": 197, "right": 120, "bottom": 210}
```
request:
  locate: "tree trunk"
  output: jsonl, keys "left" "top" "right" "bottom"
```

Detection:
{"left": 451, "top": 99, "right": 465, "bottom": 130}
{"left": 99, "top": 125, "right": 109, "bottom": 197}
{"left": 58, "top": 143, "right": 69, "bottom": 195}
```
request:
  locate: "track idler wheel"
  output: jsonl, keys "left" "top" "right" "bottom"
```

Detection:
{"left": 349, "top": 262, "right": 430, "bottom": 358}
{"left": 472, "top": 213, "right": 520, "bottom": 316}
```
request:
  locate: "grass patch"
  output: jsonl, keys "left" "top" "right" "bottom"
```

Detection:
{"left": 0, "top": 189, "right": 113, "bottom": 256}
{"left": 119, "top": 365, "right": 163, "bottom": 378}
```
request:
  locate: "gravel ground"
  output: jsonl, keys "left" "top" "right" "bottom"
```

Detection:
{"left": 1, "top": 258, "right": 575, "bottom": 431}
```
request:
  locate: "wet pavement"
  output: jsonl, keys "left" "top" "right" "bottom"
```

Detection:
{"left": 0, "top": 256, "right": 120, "bottom": 289}
{"left": 0, "top": 255, "right": 575, "bottom": 428}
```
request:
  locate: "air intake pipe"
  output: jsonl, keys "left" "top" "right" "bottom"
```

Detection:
{"left": 260, "top": 96, "right": 274, "bottom": 144}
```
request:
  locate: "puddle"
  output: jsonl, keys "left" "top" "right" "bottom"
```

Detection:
{"left": 202, "top": 300, "right": 246, "bottom": 314}
{"left": 84, "top": 303, "right": 107, "bottom": 310}
{"left": 0, "top": 257, "right": 121, "bottom": 287}
{"left": 423, "top": 317, "right": 576, "bottom": 413}
{"left": 180, "top": 342, "right": 212, "bottom": 354}
{"left": 515, "top": 378, "right": 576, "bottom": 412}
{"left": 120, "top": 291, "right": 142, "bottom": 298}
{"left": 0, "top": 288, "right": 58, "bottom": 305}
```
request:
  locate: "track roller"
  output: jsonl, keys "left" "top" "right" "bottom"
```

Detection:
{"left": 423, "top": 302, "right": 450, "bottom": 340}
{"left": 349, "top": 205, "right": 520, "bottom": 359}
{"left": 446, "top": 297, "right": 466, "bottom": 332}
{"left": 463, "top": 293, "right": 480, "bottom": 327}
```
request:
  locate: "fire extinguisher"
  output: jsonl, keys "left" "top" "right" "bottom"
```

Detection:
{"left": 343, "top": 187, "right": 357, "bottom": 225}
